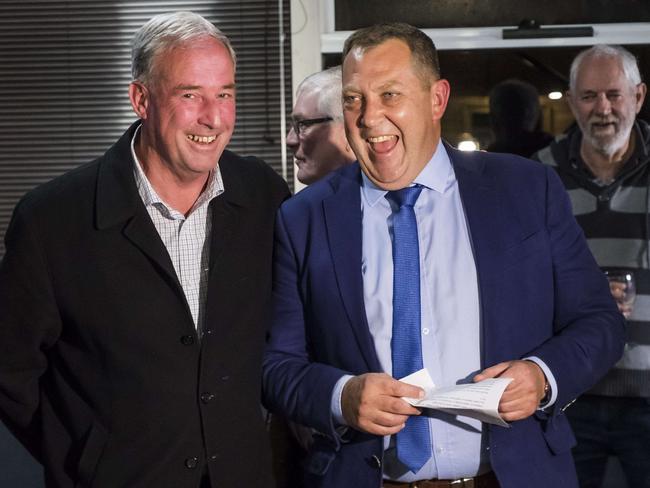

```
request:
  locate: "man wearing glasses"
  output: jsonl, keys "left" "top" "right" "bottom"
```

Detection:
{"left": 288, "top": 66, "right": 356, "bottom": 185}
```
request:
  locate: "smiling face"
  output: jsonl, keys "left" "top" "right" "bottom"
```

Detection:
{"left": 342, "top": 38, "right": 449, "bottom": 190}
{"left": 568, "top": 55, "right": 645, "bottom": 156}
{"left": 129, "top": 36, "right": 236, "bottom": 183}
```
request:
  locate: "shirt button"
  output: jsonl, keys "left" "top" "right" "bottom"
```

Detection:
{"left": 210, "top": 453, "right": 219, "bottom": 461}
{"left": 422, "top": 328, "right": 430, "bottom": 335}
{"left": 437, "top": 446, "right": 445, "bottom": 453}
{"left": 180, "top": 335, "right": 195, "bottom": 345}
{"left": 200, "top": 392, "right": 215, "bottom": 403}
{"left": 221, "top": 375, "right": 230, "bottom": 382}
{"left": 185, "top": 457, "right": 199, "bottom": 469}
{"left": 598, "top": 193, "right": 610, "bottom": 202}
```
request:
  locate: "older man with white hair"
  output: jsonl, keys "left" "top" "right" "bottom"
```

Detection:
{"left": 535, "top": 44, "right": 648, "bottom": 487}
{"left": 287, "top": 66, "right": 356, "bottom": 185}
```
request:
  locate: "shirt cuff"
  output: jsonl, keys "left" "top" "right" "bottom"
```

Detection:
{"left": 525, "top": 356, "right": 557, "bottom": 408}
{"left": 330, "top": 374, "right": 354, "bottom": 425}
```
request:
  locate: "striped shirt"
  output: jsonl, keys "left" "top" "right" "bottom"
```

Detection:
{"left": 535, "top": 120, "right": 650, "bottom": 397}
{"left": 130, "top": 125, "right": 224, "bottom": 333}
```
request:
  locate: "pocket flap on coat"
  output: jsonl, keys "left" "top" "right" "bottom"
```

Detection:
{"left": 543, "top": 413, "right": 576, "bottom": 455}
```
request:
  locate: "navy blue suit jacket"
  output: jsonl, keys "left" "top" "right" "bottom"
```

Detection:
{"left": 263, "top": 146, "right": 625, "bottom": 488}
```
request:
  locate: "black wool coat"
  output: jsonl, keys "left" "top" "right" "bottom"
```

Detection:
{"left": 0, "top": 122, "right": 290, "bottom": 487}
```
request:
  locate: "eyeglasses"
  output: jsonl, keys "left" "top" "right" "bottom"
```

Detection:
{"left": 290, "top": 116, "right": 333, "bottom": 137}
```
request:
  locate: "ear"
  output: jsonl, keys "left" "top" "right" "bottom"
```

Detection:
{"left": 129, "top": 81, "right": 150, "bottom": 120}
{"left": 430, "top": 78, "right": 450, "bottom": 121}
{"left": 635, "top": 82, "right": 647, "bottom": 113}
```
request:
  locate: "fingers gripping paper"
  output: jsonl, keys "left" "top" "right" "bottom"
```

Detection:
{"left": 400, "top": 369, "right": 513, "bottom": 428}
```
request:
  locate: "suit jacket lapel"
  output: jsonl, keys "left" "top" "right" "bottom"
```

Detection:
{"left": 450, "top": 145, "right": 534, "bottom": 368}
{"left": 450, "top": 147, "right": 499, "bottom": 272}
{"left": 448, "top": 146, "right": 503, "bottom": 368}
{"left": 323, "top": 165, "right": 382, "bottom": 373}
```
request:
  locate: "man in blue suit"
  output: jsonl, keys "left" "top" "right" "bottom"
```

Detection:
{"left": 263, "top": 23, "right": 625, "bottom": 488}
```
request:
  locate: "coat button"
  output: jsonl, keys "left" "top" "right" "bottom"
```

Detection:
{"left": 201, "top": 392, "right": 215, "bottom": 403}
{"left": 180, "top": 335, "right": 195, "bottom": 345}
{"left": 370, "top": 454, "right": 381, "bottom": 468}
{"left": 185, "top": 457, "right": 199, "bottom": 469}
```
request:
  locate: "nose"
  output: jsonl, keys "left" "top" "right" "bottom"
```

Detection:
{"left": 286, "top": 126, "right": 299, "bottom": 151}
{"left": 594, "top": 92, "right": 612, "bottom": 116}
{"left": 198, "top": 98, "right": 222, "bottom": 128}
{"left": 359, "top": 97, "right": 383, "bottom": 128}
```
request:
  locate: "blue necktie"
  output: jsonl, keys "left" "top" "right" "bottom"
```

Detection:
{"left": 386, "top": 186, "right": 431, "bottom": 474}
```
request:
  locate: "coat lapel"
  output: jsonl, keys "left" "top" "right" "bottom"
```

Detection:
{"left": 201, "top": 152, "right": 254, "bottom": 334}
{"left": 323, "top": 165, "right": 382, "bottom": 373}
{"left": 95, "top": 122, "right": 180, "bottom": 287}
{"left": 206, "top": 154, "right": 246, "bottom": 277}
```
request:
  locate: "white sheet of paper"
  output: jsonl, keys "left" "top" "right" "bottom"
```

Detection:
{"left": 399, "top": 368, "right": 512, "bottom": 428}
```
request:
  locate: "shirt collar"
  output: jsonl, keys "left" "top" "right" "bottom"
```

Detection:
{"left": 361, "top": 141, "right": 453, "bottom": 207}
{"left": 130, "top": 124, "right": 224, "bottom": 213}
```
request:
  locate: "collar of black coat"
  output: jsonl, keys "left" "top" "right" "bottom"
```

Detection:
{"left": 95, "top": 120, "right": 253, "bottom": 230}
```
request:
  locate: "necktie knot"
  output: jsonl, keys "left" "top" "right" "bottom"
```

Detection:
{"left": 386, "top": 185, "right": 422, "bottom": 209}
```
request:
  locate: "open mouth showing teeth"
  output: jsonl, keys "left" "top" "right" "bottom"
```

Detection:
{"left": 367, "top": 135, "right": 396, "bottom": 143}
{"left": 366, "top": 134, "right": 399, "bottom": 154}
{"left": 187, "top": 134, "right": 216, "bottom": 144}
{"left": 592, "top": 123, "right": 616, "bottom": 131}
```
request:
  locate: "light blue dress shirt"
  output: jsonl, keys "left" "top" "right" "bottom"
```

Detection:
{"left": 331, "top": 143, "right": 557, "bottom": 481}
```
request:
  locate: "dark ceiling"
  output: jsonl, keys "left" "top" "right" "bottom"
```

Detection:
{"left": 439, "top": 45, "right": 650, "bottom": 97}
{"left": 324, "top": 45, "right": 650, "bottom": 122}
{"left": 335, "top": 0, "right": 650, "bottom": 29}
{"left": 324, "top": 1, "right": 650, "bottom": 122}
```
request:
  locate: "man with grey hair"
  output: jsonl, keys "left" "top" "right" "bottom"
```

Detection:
{"left": 534, "top": 44, "right": 648, "bottom": 487}
{"left": 288, "top": 66, "right": 356, "bottom": 185}
{"left": 0, "top": 11, "right": 288, "bottom": 488}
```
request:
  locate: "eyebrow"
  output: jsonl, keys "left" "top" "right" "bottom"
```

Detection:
{"left": 580, "top": 89, "right": 622, "bottom": 95}
{"left": 343, "top": 80, "right": 403, "bottom": 93}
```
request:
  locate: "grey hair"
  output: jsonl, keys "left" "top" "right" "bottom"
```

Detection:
{"left": 131, "top": 11, "right": 236, "bottom": 83}
{"left": 569, "top": 44, "right": 641, "bottom": 92}
{"left": 296, "top": 66, "right": 343, "bottom": 120}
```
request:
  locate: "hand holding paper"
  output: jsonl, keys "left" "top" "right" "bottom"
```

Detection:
{"left": 474, "top": 359, "right": 548, "bottom": 421}
{"left": 340, "top": 372, "right": 424, "bottom": 436}
{"left": 400, "top": 369, "right": 513, "bottom": 427}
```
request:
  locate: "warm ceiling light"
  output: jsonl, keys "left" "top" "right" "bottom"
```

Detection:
{"left": 458, "top": 139, "right": 479, "bottom": 152}
{"left": 548, "top": 91, "right": 563, "bottom": 100}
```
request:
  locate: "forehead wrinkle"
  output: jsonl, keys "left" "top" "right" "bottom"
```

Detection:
{"left": 173, "top": 82, "right": 236, "bottom": 91}
{"left": 377, "top": 80, "right": 402, "bottom": 90}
